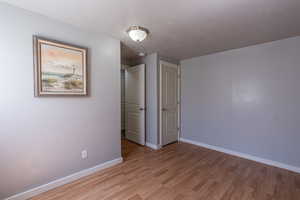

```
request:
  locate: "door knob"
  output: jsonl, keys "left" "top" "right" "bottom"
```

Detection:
{"left": 139, "top": 108, "right": 145, "bottom": 111}
{"left": 162, "top": 108, "right": 167, "bottom": 111}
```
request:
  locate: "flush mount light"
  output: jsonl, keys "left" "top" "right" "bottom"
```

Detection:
{"left": 127, "top": 26, "right": 149, "bottom": 42}
{"left": 138, "top": 52, "right": 146, "bottom": 57}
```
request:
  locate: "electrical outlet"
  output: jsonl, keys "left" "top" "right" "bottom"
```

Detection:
{"left": 81, "top": 150, "right": 88, "bottom": 159}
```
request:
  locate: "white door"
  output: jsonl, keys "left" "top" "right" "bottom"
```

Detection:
{"left": 160, "top": 61, "right": 179, "bottom": 146}
{"left": 125, "top": 64, "right": 146, "bottom": 145}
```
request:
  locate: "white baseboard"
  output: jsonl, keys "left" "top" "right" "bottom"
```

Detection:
{"left": 180, "top": 138, "right": 300, "bottom": 174}
{"left": 146, "top": 142, "right": 161, "bottom": 150}
{"left": 5, "top": 157, "right": 123, "bottom": 200}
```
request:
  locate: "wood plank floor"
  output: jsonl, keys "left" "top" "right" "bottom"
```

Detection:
{"left": 30, "top": 140, "right": 300, "bottom": 200}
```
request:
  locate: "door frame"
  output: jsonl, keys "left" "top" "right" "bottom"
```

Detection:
{"left": 158, "top": 60, "right": 181, "bottom": 146}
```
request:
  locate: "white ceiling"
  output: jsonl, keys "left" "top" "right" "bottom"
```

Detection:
{"left": 2, "top": 0, "right": 300, "bottom": 60}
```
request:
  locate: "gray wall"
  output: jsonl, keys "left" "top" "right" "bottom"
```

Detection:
{"left": 181, "top": 36, "right": 300, "bottom": 168}
{"left": 144, "top": 53, "right": 159, "bottom": 145}
{"left": 0, "top": 3, "right": 121, "bottom": 199}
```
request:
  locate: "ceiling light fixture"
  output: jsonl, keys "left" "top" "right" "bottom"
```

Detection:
{"left": 127, "top": 26, "right": 149, "bottom": 42}
{"left": 138, "top": 52, "right": 146, "bottom": 57}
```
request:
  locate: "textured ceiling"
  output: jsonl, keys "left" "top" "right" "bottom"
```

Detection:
{"left": 2, "top": 0, "right": 300, "bottom": 60}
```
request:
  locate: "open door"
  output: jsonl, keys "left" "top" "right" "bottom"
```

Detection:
{"left": 160, "top": 61, "right": 179, "bottom": 146}
{"left": 125, "top": 64, "right": 146, "bottom": 145}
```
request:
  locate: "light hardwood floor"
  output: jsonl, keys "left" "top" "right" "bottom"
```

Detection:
{"left": 30, "top": 140, "right": 300, "bottom": 200}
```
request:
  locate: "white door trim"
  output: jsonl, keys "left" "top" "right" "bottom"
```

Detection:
{"left": 159, "top": 60, "right": 181, "bottom": 146}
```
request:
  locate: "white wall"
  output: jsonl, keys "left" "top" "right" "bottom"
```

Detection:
{"left": 181, "top": 36, "right": 300, "bottom": 168}
{"left": 0, "top": 3, "right": 121, "bottom": 199}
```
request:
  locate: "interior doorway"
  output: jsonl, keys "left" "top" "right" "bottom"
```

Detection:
{"left": 159, "top": 60, "right": 181, "bottom": 146}
{"left": 120, "top": 55, "right": 181, "bottom": 152}
{"left": 124, "top": 64, "right": 146, "bottom": 145}
{"left": 121, "top": 63, "right": 146, "bottom": 159}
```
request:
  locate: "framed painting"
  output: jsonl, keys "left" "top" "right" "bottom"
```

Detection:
{"left": 33, "top": 36, "right": 88, "bottom": 96}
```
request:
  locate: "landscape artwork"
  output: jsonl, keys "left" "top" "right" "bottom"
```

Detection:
{"left": 34, "top": 36, "right": 87, "bottom": 96}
